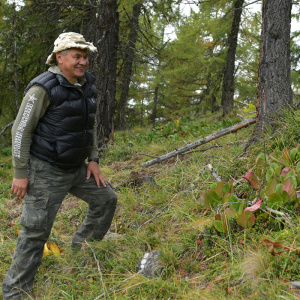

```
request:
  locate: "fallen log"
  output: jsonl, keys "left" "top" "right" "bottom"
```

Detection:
{"left": 140, "top": 117, "right": 256, "bottom": 167}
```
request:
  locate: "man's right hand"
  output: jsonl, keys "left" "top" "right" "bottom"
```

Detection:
{"left": 11, "top": 178, "right": 29, "bottom": 198}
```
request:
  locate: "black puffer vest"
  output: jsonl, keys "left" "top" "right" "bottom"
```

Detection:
{"left": 24, "top": 71, "right": 97, "bottom": 169}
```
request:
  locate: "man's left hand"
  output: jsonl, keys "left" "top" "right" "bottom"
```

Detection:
{"left": 87, "top": 161, "right": 107, "bottom": 188}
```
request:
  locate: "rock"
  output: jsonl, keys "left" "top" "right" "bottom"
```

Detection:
{"left": 104, "top": 231, "right": 123, "bottom": 239}
{"left": 138, "top": 250, "right": 163, "bottom": 278}
{"left": 290, "top": 281, "right": 300, "bottom": 289}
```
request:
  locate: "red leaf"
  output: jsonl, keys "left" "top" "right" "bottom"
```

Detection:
{"left": 244, "top": 199, "right": 262, "bottom": 213}
{"left": 280, "top": 167, "right": 291, "bottom": 177}
{"left": 242, "top": 171, "right": 260, "bottom": 189}
{"left": 281, "top": 178, "right": 294, "bottom": 194}
{"left": 269, "top": 152, "right": 275, "bottom": 160}
{"left": 215, "top": 214, "right": 222, "bottom": 221}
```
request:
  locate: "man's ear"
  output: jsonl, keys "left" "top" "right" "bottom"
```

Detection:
{"left": 56, "top": 52, "right": 62, "bottom": 64}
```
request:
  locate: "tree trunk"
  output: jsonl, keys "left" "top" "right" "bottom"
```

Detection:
{"left": 211, "top": 94, "right": 217, "bottom": 113}
{"left": 254, "top": 0, "right": 293, "bottom": 133}
{"left": 13, "top": 2, "right": 19, "bottom": 117}
{"left": 151, "top": 85, "right": 158, "bottom": 128}
{"left": 117, "top": 3, "right": 142, "bottom": 130}
{"left": 221, "top": 0, "right": 244, "bottom": 116}
{"left": 93, "top": 0, "right": 119, "bottom": 149}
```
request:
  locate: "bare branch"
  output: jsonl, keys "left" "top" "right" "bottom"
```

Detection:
{"left": 0, "top": 121, "right": 14, "bottom": 137}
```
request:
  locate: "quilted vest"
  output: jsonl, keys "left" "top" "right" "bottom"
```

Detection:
{"left": 24, "top": 71, "right": 97, "bottom": 169}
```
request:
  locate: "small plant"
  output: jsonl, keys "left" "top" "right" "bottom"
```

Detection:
{"left": 200, "top": 146, "right": 300, "bottom": 234}
{"left": 243, "top": 145, "right": 300, "bottom": 210}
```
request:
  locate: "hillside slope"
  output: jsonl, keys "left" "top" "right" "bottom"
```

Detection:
{"left": 1, "top": 112, "right": 300, "bottom": 299}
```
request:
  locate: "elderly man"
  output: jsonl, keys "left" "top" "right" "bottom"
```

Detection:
{"left": 2, "top": 32, "right": 118, "bottom": 299}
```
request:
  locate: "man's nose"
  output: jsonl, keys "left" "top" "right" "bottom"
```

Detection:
{"left": 79, "top": 57, "right": 88, "bottom": 65}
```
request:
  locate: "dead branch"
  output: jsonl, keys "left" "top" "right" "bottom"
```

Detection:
{"left": 137, "top": 153, "right": 159, "bottom": 158}
{"left": 206, "top": 164, "right": 222, "bottom": 182}
{"left": 140, "top": 117, "right": 256, "bottom": 167}
{"left": 265, "top": 206, "right": 292, "bottom": 223}
{"left": 0, "top": 121, "right": 14, "bottom": 137}
{"left": 237, "top": 114, "right": 246, "bottom": 120}
{"left": 181, "top": 145, "right": 223, "bottom": 155}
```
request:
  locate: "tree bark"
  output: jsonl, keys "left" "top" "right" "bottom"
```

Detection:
{"left": 221, "top": 0, "right": 244, "bottom": 116}
{"left": 141, "top": 117, "right": 256, "bottom": 167}
{"left": 93, "top": 0, "right": 119, "bottom": 149}
{"left": 117, "top": 2, "right": 142, "bottom": 130}
{"left": 254, "top": 0, "right": 293, "bottom": 133}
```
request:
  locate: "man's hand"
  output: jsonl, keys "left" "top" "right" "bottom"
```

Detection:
{"left": 11, "top": 178, "right": 29, "bottom": 198}
{"left": 87, "top": 161, "right": 107, "bottom": 188}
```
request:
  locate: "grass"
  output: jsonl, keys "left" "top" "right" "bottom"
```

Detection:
{"left": 1, "top": 110, "right": 300, "bottom": 299}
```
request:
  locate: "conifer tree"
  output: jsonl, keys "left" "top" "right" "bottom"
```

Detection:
{"left": 221, "top": 0, "right": 244, "bottom": 116}
{"left": 254, "top": 0, "right": 293, "bottom": 134}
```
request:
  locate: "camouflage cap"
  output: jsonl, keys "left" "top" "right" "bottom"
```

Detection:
{"left": 46, "top": 32, "right": 97, "bottom": 65}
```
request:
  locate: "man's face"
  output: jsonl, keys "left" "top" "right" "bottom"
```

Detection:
{"left": 56, "top": 48, "right": 89, "bottom": 84}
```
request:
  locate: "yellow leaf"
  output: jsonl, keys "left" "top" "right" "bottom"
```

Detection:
{"left": 48, "top": 242, "right": 61, "bottom": 256}
{"left": 15, "top": 230, "right": 21, "bottom": 235}
{"left": 249, "top": 103, "right": 255, "bottom": 110}
{"left": 43, "top": 242, "right": 51, "bottom": 257}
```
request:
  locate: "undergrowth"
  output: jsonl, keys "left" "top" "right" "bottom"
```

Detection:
{"left": 1, "top": 110, "right": 300, "bottom": 299}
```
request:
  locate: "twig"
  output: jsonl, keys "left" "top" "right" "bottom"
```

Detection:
{"left": 237, "top": 114, "right": 246, "bottom": 120}
{"left": 85, "top": 241, "right": 106, "bottom": 297}
{"left": 265, "top": 206, "right": 292, "bottom": 222}
{"left": 174, "top": 154, "right": 179, "bottom": 168}
{"left": 137, "top": 153, "right": 159, "bottom": 158}
{"left": 181, "top": 145, "right": 223, "bottom": 155}
{"left": 0, "top": 185, "right": 12, "bottom": 194}
{"left": 0, "top": 121, "right": 14, "bottom": 137}
{"left": 206, "top": 164, "right": 222, "bottom": 182}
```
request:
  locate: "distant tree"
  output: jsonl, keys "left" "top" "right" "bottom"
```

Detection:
{"left": 221, "top": 0, "right": 244, "bottom": 116}
{"left": 117, "top": 1, "right": 142, "bottom": 130}
{"left": 253, "top": 0, "right": 293, "bottom": 135}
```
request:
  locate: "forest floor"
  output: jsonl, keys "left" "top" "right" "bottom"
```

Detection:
{"left": 1, "top": 110, "right": 300, "bottom": 299}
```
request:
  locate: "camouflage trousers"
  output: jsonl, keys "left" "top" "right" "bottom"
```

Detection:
{"left": 2, "top": 156, "right": 117, "bottom": 300}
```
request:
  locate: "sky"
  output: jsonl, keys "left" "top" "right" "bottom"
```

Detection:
{"left": 165, "top": 1, "right": 300, "bottom": 41}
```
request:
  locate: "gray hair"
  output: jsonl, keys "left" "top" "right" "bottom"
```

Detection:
{"left": 55, "top": 50, "right": 69, "bottom": 65}
{"left": 60, "top": 50, "right": 68, "bottom": 56}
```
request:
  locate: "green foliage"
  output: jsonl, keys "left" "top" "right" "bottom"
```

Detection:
{"left": 116, "top": 116, "right": 242, "bottom": 146}
{"left": 0, "top": 147, "right": 12, "bottom": 156}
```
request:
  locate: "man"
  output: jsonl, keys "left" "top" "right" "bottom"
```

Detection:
{"left": 2, "top": 32, "right": 118, "bottom": 299}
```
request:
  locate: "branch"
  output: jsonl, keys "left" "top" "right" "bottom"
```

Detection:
{"left": 181, "top": 145, "right": 223, "bottom": 155}
{"left": 0, "top": 121, "right": 14, "bottom": 137}
{"left": 140, "top": 117, "right": 256, "bottom": 167}
{"left": 137, "top": 153, "right": 159, "bottom": 158}
{"left": 206, "top": 164, "right": 222, "bottom": 182}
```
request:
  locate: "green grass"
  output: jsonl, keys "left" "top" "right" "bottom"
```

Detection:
{"left": 1, "top": 111, "right": 300, "bottom": 299}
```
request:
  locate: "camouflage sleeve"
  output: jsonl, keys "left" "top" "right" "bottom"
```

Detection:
{"left": 12, "top": 86, "right": 49, "bottom": 178}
